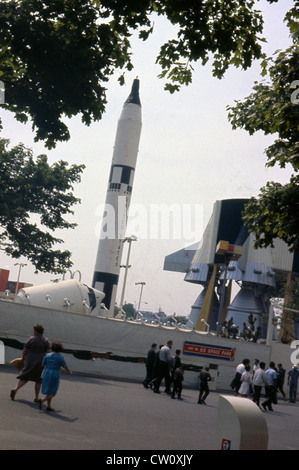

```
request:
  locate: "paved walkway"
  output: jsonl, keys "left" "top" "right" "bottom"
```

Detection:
{"left": 0, "top": 365, "right": 298, "bottom": 451}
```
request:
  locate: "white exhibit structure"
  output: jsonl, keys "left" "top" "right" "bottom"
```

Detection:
{"left": 92, "top": 79, "right": 142, "bottom": 316}
{"left": 164, "top": 198, "right": 299, "bottom": 339}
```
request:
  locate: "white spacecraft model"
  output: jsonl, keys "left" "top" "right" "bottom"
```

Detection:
{"left": 16, "top": 279, "right": 105, "bottom": 315}
{"left": 164, "top": 199, "right": 299, "bottom": 339}
{"left": 92, "top": 79, "right": 142, "bottom": 315}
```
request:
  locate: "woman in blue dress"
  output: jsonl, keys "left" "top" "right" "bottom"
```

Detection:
{"left": 38, "top": 342, "right": 72, "bottom": 411}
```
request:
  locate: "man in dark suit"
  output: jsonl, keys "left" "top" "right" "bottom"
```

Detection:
{"left": 142, "top": 343, "right": 157, "bottom": 388}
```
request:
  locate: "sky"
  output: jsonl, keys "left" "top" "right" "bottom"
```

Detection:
{"left": 0, "top": 0, "right": 295, "bottom": 316}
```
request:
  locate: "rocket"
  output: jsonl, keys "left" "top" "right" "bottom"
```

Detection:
{"left": 92, "top": 79, "right": 142, "bottom": 314}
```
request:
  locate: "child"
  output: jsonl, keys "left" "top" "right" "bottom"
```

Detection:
{"left": 171, "top": 366, "right": 184, "bottom": 400}
{"left": 38, "top": 341, "right": 72, "bottom": 411}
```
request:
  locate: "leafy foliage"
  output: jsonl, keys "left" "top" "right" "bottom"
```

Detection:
{"left": 240, "top": 313, "right": 261, "bottom": 342}
{"left": 227, "top": 4, "right": 299, "bottom": 252}
{"left": 0, "top": 0, "right": 135, "bottom": 148}
{"left": 242, "top": 175, "right": 299, "bottom": 251}
{"left": 276, "top": 278, "right": 299, "bottom": 344}
{"left": 221, "top": 314, "right": 261, "bottom": 342}
{"left": 0, "top": 138, "right": 85, "bottom": 273}
{"left": 220, "top": 317, "right": 239, "bottom": 339}
{"left": 227, "top": 45, "right": 299, "bottom": 171}
{"left": 0, "top": 0, "right": 272, "bottom": 147}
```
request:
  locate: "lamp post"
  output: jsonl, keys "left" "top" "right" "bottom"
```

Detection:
{"left": 201, "top": 318, "right": 210, "bottom": 333}
{"left": 14, "top": 262, "right": 27, "bottom": 294}
{"left": 135, "top": 281, "right": 146, "bottom": 311}
{"left": 120, "top": 236, "right": 137, "bottom": 308}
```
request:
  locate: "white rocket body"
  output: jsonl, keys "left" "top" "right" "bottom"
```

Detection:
{"left": 15, "top": 279, "right": 105, "bottom": 314}
{"left": 92, "top": 80, "right": 142, "bottom": 314}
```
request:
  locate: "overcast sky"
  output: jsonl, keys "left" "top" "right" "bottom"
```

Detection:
{"left": 0, "top": 0, "right": 295, "bottom": 316}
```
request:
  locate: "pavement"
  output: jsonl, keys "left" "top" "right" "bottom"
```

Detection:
{"left": 0, "top": 364, "right": 298, "bottom": 452}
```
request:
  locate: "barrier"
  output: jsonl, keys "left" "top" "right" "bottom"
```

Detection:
{"left": 214, "top": 395, "right": 268, "bottom": 450}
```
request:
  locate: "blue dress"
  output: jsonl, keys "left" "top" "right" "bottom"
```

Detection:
{"left": 42, "top": 353, "right": 67, "bottom": 396}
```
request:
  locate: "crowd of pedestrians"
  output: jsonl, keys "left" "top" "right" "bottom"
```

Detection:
{"left": 9, "top": 329, "right": 299, "bottom": 413}
{"left": 142, "top": 341, "right": 184, "bottom": 399}
{"left": 142, "top": 342, "right": 299, "bottom": 408}
{"left": 9, "top": 326, "right": 299, "bottom": 417}
{"left": 231, "top": 357, "right": 299, "bottom": 411}
{"left": 142, "top": 340, "right": 212, "bottom": 404}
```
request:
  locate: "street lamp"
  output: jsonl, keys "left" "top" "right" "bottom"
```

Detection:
{"left": 135, "top": 281, "right": 146, "bottom": 311}
{"left": 201, "top": 318, "right": 210, "bottom": 333}
{"left": 14, "top": 262, "right": 27, "bottom": 294}
{"left": 119, "top": 236, "right": 137, "bottom": 308}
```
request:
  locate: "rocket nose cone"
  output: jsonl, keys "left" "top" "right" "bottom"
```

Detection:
{"left": 125, "top": 78, "right": 141, "bottom": 106}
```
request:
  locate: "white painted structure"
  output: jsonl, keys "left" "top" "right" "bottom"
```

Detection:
{"left": 92, "top": 79, "right": 142, "bottom": 316}
{"left": 214, "top": 395, "right": 268, "bottom": 450}
{"left": 16, "top": 279, "right": 104, "bottom": 314}
{"left": 0, "top": 282, "right": 294, "bottom": 391}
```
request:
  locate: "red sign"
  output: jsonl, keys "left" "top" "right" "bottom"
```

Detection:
{"left": 183, "top": 341, "right": 235, "bottom": 361}
{"left": 221, "top": 439, "right": 231, "bottom": 450}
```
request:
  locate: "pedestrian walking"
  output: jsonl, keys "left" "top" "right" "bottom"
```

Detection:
{"left": 142, "top": 343, "right": 157, "bottom": 388}
{"left": 253, "top": 359, "right": 260, "bottom": 376}
{"left": 171, "top": 366, "right": 184, "bottom": 400}
{"left": 253, "top": 362, "right": 269, "bottom": 408}
{"left": 38, "top": 341, "right": 72, "bottom": 411}
{"left": 170, "top": 349, "right": 181, "bottom": 386}
{"left": 149, "top": 345, "right": 163, "bottom": 389}
{"left": 277, "top": 363, "right": 287, "bottom": 400}
{"left": 198, "top": 367, "right": 212, "bottom": 404}
{"left": 262, "top": 362, "right": 277, "bottom": 411}
{"left": 288, "top": 365, "right": 299, "bottom": 403}
{"left": 230, "top": 359, "right": 250, "bottom": 395}
{"left": 10, "top": 324, "right": 50, "bottom": 402}
{"left": 239, "top": 365, "right": 253, "bottom": 397}
{"left": 153, "top": 340, "right": 173, "bottom": 394}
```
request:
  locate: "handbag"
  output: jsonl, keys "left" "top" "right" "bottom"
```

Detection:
{"left": 10, "top": 357, "right": 24, "bottom": 371}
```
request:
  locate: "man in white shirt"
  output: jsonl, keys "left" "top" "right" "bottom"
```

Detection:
{"left": 153, "top": 340, "right": 173, "bottom": 394}
{"left": 253, "top": 361, "right": 269, "bottom": 408}
{"left": 253, "top": 358, "right": 260, "bottom": 375}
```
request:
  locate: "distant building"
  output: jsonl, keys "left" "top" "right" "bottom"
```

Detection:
{"left": 0, "top": 268, "right": 32, "bottom": 301}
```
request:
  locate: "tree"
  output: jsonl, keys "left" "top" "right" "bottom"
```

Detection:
{"left": 240, "top": 313, "right": 261, "bottom": 342}
{"left": 0, "top": 138, "right": 85, "bottom": 273}
{"left": 275, "top": 278, "right": 299, "bottom": 344}
{"left": 0, "top": 0, "right": 274, "bottom": 148}
{"left": 114, "top": 302, "right": 136, "bottom": 319}
{"left": 220, "top": 317, "right": 239, "bottom": 339}
{"left": 227, "top": 3, "right": 299, "bottom": 252}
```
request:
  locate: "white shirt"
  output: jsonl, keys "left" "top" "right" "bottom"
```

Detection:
{"left": 253, "top": 368, "right": 269, "bottom": 387}
{"left": 159, "top": 345, "right": 171, "bottom": 362}
{"left": 236, "top": 363, "right": 245, "bottom": 374}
